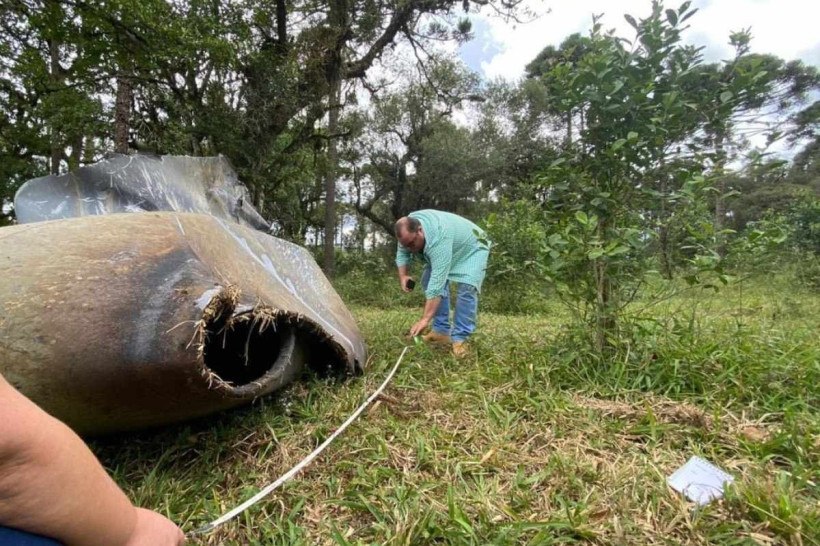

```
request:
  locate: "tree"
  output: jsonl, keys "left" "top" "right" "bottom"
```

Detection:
{"left": 470, "top": 81, "right": 559, "bottom": 201}
{"left": 0, "top": 0, "right": 110, "bottom": 221}
{"left": 688, "top": 37, "right": 819, "bottom": 255}
{"left": 349, "top": 58, "right": 489, "bottom": 234}
{"left": 323, "top": 77, "right": 342, "bottom": 277}
{"left": 0, "top": 0, "right": 528, "bottom": 233}
{"left": 723, "top": 138, "right": 820, "bottom": 232}
{"left": 788, "top": 136, "right": 820, "bottom": 188}
{"left": 532, "top": 2, "right": 739, "bottom": 354}
{"left": 525, "top": 33, "right": 593, "bottom": 148}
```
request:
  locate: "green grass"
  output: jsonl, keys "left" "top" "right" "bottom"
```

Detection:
{"left": 92, "top": 275, "right": 819, "bottom": 545}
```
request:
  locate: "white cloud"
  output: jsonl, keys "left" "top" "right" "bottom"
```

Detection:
{"left": 470, "top": 0, "right": 820, "bottom": 82}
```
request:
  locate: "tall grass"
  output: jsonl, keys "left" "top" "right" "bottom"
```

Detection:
{"left": 91, "top": 270, "right": 818, "bottom": 545}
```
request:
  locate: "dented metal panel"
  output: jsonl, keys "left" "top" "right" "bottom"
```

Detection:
{"left": 14, "top": 154, "right": 270, "bottom": 229}
{"left": 1, "top": 155, "right": 366, "bottom": 435}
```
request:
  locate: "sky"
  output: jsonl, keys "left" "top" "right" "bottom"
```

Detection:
{"left": 460, "top": 0, "right": 820, "bottom": 82}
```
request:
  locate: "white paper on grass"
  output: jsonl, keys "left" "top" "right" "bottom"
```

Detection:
{"left": 667, "top": 456, "right": 734, "bottom": 505}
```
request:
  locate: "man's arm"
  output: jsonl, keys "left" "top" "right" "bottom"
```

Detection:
{"left": 0, "top": 373, "right": 185, "bottom": 546}
{"left": 396, "top": 239, "right": 414, "bottom": 292}
{"left": 408, "top": 296, "right": 442, "bottom": 337}
{"left": 397, "top": 264, "right": 413, "bottom": 293}
{"left": 406, "top": 236, "right": 454, "bottom": 337}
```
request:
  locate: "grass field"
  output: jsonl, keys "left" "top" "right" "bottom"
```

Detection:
{"left": 93, "top": 275, "right": 819, "bottom": 545}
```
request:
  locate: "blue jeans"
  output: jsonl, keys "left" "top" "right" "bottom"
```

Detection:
{"left": 421, "top": 268, "right": 478, "bottom": 343}
{"left": 0, "top": 526, "right": 61, "bottom": 545}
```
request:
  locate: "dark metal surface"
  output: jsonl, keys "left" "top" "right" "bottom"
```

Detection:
{"left": 1, "top": 155, "right": 367, "bottom": 435}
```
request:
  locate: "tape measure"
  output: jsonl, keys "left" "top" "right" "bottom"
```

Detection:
{"left": 191, "top": 345, "right": 410, "bottom": 535}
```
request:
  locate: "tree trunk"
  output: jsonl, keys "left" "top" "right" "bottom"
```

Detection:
{"left": 713, "top": 130, "right": 727, "bottom": 257}
{"left": 594, "top": 218, "right": 615, "bottom": 355}
{"left": 658, "top": 167, "right": 673, "bottom": 280}
{"left": 594, "top": 258, "right": 614, "bottom": 356}
{"left": 579, "top": 110, "right": 587, "bottom": 156}
{"left": 49, "top": 38, "right": 61, "bottom": 174}
{"left": 114, "top": 72, "right": 133, "bottom": 154}
{"left": 658, "top": 224, "right": 673, "bottom": 280}
{"left": 275, "top": 0, "right": 288, "bottom": 52}
{"left": 68, "top": 134, "right": 83, "bottom": 171}
{"left": 322, "top": 77, "right": 341, "bottom": 277}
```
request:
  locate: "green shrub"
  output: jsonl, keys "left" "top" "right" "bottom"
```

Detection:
{"left": 480, "top": 200, "right": 555, "bottom": 314}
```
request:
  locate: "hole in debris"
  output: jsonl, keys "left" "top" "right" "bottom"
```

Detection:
{"left": 203, "top": 315, "right": 285, "bottom": 386}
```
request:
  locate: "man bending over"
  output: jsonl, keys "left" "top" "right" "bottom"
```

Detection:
{"left": 395, "top": 209, "right": 490, "bottom": 358}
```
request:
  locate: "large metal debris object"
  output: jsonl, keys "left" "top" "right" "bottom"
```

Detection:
{"left": 0, "top": 154, "right": 367, "bottom": 435}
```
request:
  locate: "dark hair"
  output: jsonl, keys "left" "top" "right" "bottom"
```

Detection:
{"left": 395, "top": 216, "right": 421, "bottom": 237}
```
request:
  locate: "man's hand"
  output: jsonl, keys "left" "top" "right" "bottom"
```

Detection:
{"left": 400, "top": 276, "right": 415, "bottom": 293}
{"left": 408, "top": 296, "right": 442, "bottom": 338}
{"left": 123, "top": 508, "right": 185, "bottom": 546}
{"left": 408, "top": 317, "right": 430, "bottom": 337}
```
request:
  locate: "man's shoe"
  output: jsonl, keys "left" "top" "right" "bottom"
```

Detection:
{"left": 422, "top": 331, "right": 451, "bottom": 345}
{"left": 452, "top": 341, "right": 469, "bottom": 358}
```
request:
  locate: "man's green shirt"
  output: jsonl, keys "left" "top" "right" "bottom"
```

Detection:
{"left": 396, "top": 209, "right": 490, "bottom": 300}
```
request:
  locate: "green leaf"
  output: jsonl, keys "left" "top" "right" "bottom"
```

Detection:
{"left": 624, "top": 14, "right": 638, "bottom": 29}
{"left": 679, "top": 8, "right": 698, "bottom": 23}
{"left": 612, "top": 139, "right": 626, "bottom": 151}
{"left": 548, "top": 234, "right": 566, "bottom": 246}
{"left": 607, "top": 245, "right": 630, "bottom": 256}
{"left": 665, "top": 9, "right": 678, "bottom": 26}
{"left": 575, "top": 211, "right": 589, "bottom": 225}
{"left": 587, "top": 248, "right": 605, "bottom": 259}
{"left": 612, "top": 80, "right": 624, "bottom": 94}
{"left": 627, "top": 131, "right": 639, "bottom": 141}
{"left": 720, "top": 90, "right": 733, "bottom": 103}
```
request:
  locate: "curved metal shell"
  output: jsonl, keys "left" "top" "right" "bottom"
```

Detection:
{"left": 1, "top": 155, "right": 367, "bottom": 435}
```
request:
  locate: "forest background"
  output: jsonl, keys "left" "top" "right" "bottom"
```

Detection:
{"left": 2, "top": 0, "right": 818, "bottom": 349}
{"left": 1, "top": 1, "right": 818, "bottom": 543}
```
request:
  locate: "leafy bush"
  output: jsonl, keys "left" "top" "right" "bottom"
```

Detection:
{"left": 481, "top": 200, "right": 554, "bottom": 314}
{"left": 790, "top": 198, "right": 819, "bottom": 255}
{"left": 482, "top": 199, "right": 547, "bottom": 283}
{"left": 333, "top": 268, "right": 416, "bottom": 309}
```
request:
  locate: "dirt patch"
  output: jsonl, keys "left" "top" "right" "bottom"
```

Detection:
{"left": 572, "top": 394, "right": 714, "bottom": 429}
{"left": 572, "top": 394, "right": 782, "bottom": 445}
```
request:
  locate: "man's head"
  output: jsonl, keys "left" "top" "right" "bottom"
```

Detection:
{"left": 395, "top": 216, "right": 425, "bottom": 253}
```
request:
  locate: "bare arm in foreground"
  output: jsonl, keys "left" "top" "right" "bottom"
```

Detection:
{"left": 0, "top": 372, "right": 185, "bottom": 546}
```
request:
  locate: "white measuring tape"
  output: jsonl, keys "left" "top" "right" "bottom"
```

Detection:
{"left": 192, "top": 346, "right": 410, "bottom": 535}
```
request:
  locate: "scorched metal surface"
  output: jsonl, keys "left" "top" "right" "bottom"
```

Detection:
{"left": 0, "top": 155, "right": 366, "bottom": 435}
